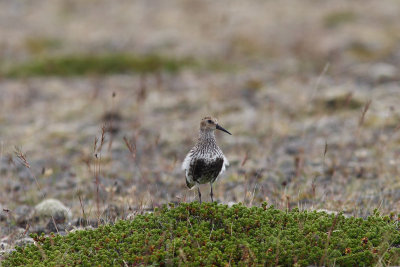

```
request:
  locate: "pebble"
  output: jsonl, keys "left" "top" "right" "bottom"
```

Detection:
{"left": 15, "top": 205, "right": 34, "bottom": 227}
{"left": 104, "top": 204, "right": 120, "bottom": 221}
{"left": 14, "top": 237, "right": 34, "bottom": 247}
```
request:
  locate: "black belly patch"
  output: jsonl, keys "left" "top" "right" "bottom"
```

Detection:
{"left": 189, "top": 158, "right": 224, "bottom": 184}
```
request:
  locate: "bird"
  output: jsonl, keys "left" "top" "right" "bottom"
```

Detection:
{"left": 182, "top": 116, "right": 231, "bottom": 203}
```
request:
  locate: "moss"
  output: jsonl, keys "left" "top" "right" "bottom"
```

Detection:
{"left": 324, "top": 96, "right": 363, "bottom": 111}
{"left": 347, "top": 41, "right": 391, "bottom": 61}
{"left": 3, "top": 53, "right": 195, "bottom": 77}
{"left": 3, "top": 203, "right": 400, "bottom": 266}
{"left": 323, "top": 11, "right": 357, "bottom": 28}
{"left": 314, "top": 94, "right": 364, "bottom": 113}
{"left": 24, "top": 37, "right": 62, "bottom": 55}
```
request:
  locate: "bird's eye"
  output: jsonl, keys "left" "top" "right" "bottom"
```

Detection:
{"left": 207, "top": 120, "right": 213, "bottom": 124}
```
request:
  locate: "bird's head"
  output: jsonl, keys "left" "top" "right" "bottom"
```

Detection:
{"left": 200, "top": 116, "right": 231, "bottom": 135}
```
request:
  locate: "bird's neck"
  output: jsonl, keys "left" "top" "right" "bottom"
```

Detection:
{"left": 198, "top": 130, "right": 216, "bottom": 145}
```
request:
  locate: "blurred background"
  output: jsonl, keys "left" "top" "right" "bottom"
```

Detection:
{"left": 1, "top": 0, "right": 400, "bottom": 245}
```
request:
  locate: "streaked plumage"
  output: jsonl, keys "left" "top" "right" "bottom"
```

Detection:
{"left": 182, "top": 116, "right": 231, "bottom": 202}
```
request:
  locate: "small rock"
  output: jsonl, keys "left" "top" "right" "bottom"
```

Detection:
{"left": 315, "top": 209, "right": 351, "bottom": 218}
{"left": 10, "top": 227, "right": 27, "bottom": 238}
{"left": 316, "top": 209, "right": 338, "bottom": 215}
{"left": 14, "top": 205, "right": 34, "bottom": 227}
{"left": 34, "top": 199, "right": 71, "bottom": 220}
{"left": 0, "top": 249, "right": 15, "bottom": 258}
{"left": 58, "top": 231, "right": 67, "bottom": 236}
{"left": 53, "top": 211, "right": 66, "bottom": 224}
{"left": 104, "top": 204, "right": 120, "bottom": 221}
{"left": 70, "top": 226, "right": 94, "bottom": 233}
{"left": 30, "top": 226, "right": 45, "bottom": 235}
{"left": 46, "top": 220, "right": 66, "bottom": 234}
{"left": 355, "top": 148, "right": 370, "bottom": 159}
{"left": 0, "top": 242, "right": 9, "bottom": 250}
{"left": 226, "top": 201, "right": 237, "bottom": 207}
{"left": 126, "top": 213, "right": 136, "bottom": 220}
{"left": 369, "top": 63, "right": 398, "bottom": 84}
{"left": 14, "top": 237, "right": 34, "bottom": 247}
{"left": 44, "top": 210, "right": 68, "bottom": 233}
{"left": 55, "top": 178, "right": 76, "bottom": 190}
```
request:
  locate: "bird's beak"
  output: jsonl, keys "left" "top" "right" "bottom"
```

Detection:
{"left": 216, "top": 124, "right": 232, "bottom": 135}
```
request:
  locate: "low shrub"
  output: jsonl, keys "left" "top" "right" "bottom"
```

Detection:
{"left": 3, "top": 202, "right": 400, "bottom": 266}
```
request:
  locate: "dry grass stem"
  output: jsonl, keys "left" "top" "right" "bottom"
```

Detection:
{"left": 123, "top": 136, "right": 137, "bottom": 160}
{"left": 358, "top": 100, "right": 372, "bottom": 127}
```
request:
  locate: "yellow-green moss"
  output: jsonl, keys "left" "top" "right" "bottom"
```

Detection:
{"left": 3, "top": 54, "right": 195, "bottom": 77}
{"left": 323, "top": 11, "right": 357, "bottom": 28}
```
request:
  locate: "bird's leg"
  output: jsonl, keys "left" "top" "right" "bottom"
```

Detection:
{"left": 210, "top": 183, "right": 214, "bottom": 203}
{"left": 197, "top": 187, "right": 202, "bottom": 203}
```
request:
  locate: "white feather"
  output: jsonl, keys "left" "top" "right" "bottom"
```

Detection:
{"left": 182, "top": 152, "right": 196, "bottom": 189}
{"left": 219, "top": 154, "right": 229, "bottom": 176}
{"left": 181, "top": 152, "right": 192, "bottom": 172}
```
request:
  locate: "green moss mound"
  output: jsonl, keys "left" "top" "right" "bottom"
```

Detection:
{"left": 4, "top": 203, "right": 400, "bottom": 266}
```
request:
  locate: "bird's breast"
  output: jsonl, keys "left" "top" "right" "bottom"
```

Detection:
{"left": 188, "top": 157, "right": 224, "bottom": 184}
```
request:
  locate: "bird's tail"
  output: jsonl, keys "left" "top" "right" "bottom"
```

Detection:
{"left": 186, "top": 179, "right": 196, "bottom": 189}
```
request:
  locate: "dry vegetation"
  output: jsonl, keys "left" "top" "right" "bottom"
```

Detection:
{"left": 0, "top": 0, "right": 400, "bottom": 259}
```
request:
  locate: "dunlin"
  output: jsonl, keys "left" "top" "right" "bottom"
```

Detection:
{"left": 182, "top": 116, "right": 231, "bottom": 203}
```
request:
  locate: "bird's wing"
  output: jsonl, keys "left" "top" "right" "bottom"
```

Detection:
{"left": 223, "top": 155, "right": 229, "bottom": 167}
{"left": 182, "top": 151, "right": 196, "bottom": 189}
{"left": 218, "top": 154, "right": 229, "bottom": 175}
{"left": 182, "top": 151, "right": 193, "bottom": 171}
